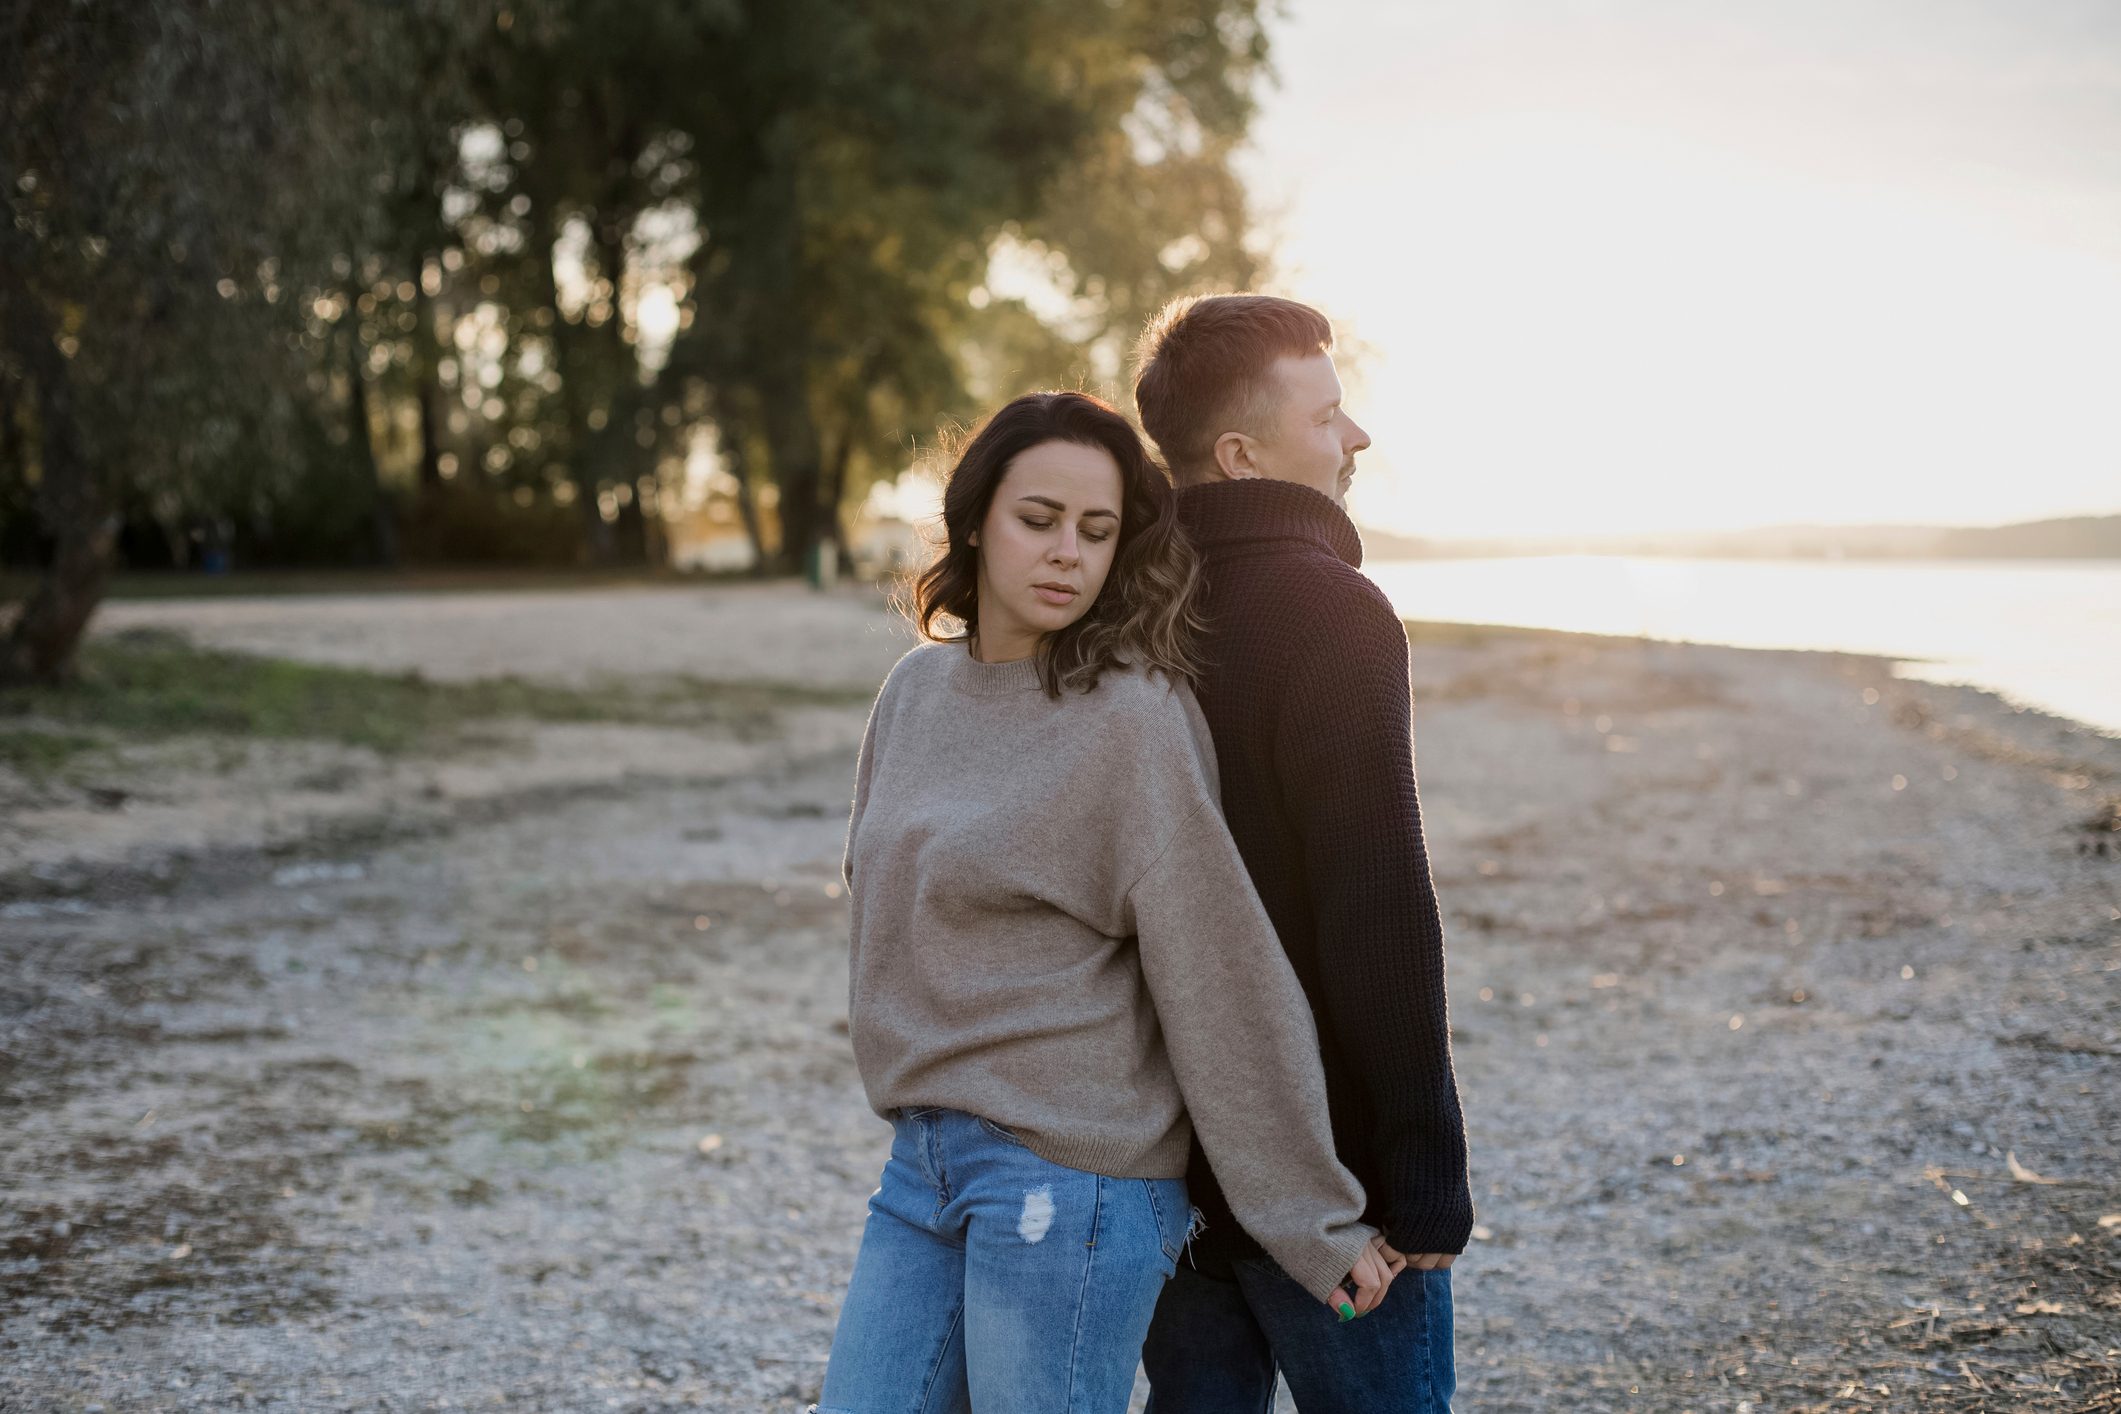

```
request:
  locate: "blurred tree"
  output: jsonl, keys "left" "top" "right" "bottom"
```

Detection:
{"left": 659, "top": 0, "right": 1271, "bottom": 575}
{"left": 0, "top": 1, "right": 494, "bottom": 681}
{"left": 1, "top": 0, "right": 1273, "bottom": 678}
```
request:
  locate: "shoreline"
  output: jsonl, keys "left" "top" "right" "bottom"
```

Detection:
{"left": 1369, "top": 553, "right": 2121, "bottom": 736}
{"left": 13, "top": 558, "right": 2112, "bottom": 726}
{"left": 1405, "top": 614, "right": 2121, "bottom": 745}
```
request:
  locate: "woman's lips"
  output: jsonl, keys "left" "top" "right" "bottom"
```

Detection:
{"left": 1033, "top": 584, "right": 1078, "bottom": 606}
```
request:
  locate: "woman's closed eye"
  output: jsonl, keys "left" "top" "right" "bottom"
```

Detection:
{"left": 1022, "top": 516, "right": 1112, "bottom": 543}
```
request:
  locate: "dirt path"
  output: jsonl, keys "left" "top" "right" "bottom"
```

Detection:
{"left": 2, "top": 588, "right": 2116, "bottom": 1411}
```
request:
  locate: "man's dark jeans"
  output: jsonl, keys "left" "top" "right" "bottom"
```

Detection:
{"left": 1141, "top": 1256, "right": 1455, "bottom": 1413}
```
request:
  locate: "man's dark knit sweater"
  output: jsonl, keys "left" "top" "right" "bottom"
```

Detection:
{"left": 1174, "top": 477, "right": 1474, "bottom": 1268}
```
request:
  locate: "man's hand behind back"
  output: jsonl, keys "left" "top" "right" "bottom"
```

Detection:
{"left": 1377, "top": 1236, "right": 1455, "bottom": 1273}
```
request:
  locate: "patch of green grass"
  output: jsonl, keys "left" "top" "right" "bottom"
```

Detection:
{"left": 1, "top": 629, "right": 455, "bottom": 753}
{"left": 0, "top": 726, "right": 102, "bottom": 776}
{"left": 0, "top": 628, "right": 874, "bottom": 756}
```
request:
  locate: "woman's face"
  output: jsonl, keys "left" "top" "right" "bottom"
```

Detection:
{"left": 968, "top": 439, "right": 1124, "bottom": 662}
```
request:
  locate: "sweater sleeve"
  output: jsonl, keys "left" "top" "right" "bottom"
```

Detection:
{"left": 842, "top": 668, "right": 892, "bottom": 891}
{"left": 1273, "top": 580, "right": 1474, "bottom": 1256}
{"left": 1125, "top": 717, "right": 1378, "bottom": 1304}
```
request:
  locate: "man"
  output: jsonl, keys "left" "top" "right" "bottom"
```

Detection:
{"left": 1133, "top": 294, "right": 1472, "bottom": 1412}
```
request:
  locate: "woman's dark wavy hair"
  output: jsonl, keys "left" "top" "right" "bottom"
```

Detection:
{"left": 910, "top": 390, "right": 1203, "bottom": 698}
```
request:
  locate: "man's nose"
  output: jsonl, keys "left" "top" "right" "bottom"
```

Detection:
{"left": 1346, "top": 418, "right": 1372, "bottom": 454}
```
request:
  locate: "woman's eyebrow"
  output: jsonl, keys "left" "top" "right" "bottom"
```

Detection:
{"left": 1017, "top": 494, "right": 1118, "bottom": 519}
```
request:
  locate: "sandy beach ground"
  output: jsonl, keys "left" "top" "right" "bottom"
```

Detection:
{"left": 2, "top": 581, "right": 2116, "bottom": 1412}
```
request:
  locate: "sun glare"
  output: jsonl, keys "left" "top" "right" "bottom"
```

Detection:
{"left": 1250, "top": 12, "right": 2121, "bottom": 545}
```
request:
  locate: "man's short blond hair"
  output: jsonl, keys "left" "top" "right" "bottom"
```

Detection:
{"left": 1131, "top": 293, "right": 1334, "bottom": 486}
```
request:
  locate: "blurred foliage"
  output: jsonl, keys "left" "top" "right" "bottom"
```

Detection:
{"left": 0, "top": 0, "right": 1272, "bottom": 678}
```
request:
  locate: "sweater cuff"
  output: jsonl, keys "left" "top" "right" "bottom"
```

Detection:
{"left": 1278, "top": 1222, "right": 1380, "bottom": 1307}
{"left": 1385, "top": 1203, "right": 1475, "bottom": 1259}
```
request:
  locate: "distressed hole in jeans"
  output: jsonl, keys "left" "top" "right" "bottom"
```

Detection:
{"left": 1017, "top": 1185, "right": 1055, "bottom": 1243}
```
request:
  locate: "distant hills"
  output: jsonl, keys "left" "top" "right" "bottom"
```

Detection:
{"left": 1359, "top": 513, "right": 2121, "bottom": 561}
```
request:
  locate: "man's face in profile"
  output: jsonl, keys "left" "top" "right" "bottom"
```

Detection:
{"left": 1243, "top": 351, "right": 1372, "bottom": 507}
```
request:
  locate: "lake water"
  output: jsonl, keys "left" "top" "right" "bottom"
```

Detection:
{"left": 1363, "top": 556, "right": 2121, "bottom": 735}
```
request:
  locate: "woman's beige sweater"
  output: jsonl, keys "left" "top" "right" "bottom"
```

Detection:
{"left": 841, "top": 641, "right": 1375, "bottom": 1303}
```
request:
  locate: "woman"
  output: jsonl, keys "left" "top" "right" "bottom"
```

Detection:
{"left": 819, "top": 391, "right": 1393, "bottom": 1413}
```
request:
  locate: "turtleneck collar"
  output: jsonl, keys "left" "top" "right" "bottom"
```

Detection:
{"left": 944, "top": 638, "right": 1045, "bottom": 695}
{"left": 1174, "top": 478, "right": 1364, "bottom": 569}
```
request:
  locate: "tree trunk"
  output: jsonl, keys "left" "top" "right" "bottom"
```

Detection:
{"left": 715, "top": 414, "right": 769, "bottom": 575}
{"left": 757, "top": 360, "right": 821, "bottom": 580}
{"left": 613, "top": 490, "right": 648, "bottom": 565}
{"left": 589, "top": 207, "right": 657, "bottom": 566}
{"left": 0, "top": 377, "right": 20, "bottom": 493}
{"left": 411, "top": 257, "right": 447, "bottom": 495}
{"left": 528, "top": 196, "right": 618, "bottom": 566}
{"left": 343, "top": 279, "right": 397, "bottom": 567}
{"left": 0, "top": 376, "right": 31, "bottom": 565}
{"left": 150, "top": 491, "right": 191, "bottom": 571}
{"left": 823, "top": 418, "right": 859, "bottom": 578}
{"left": 0, "top": 348, "right": 117, "bottom": 685}
{"left": 830, "top": 500, "right": 857, "bottom": 579}
{"left": 744, "top": 160, "right": 820, "bottom": 581}
{"left": 637, "top": 465, "right": 671, "bottom": 570}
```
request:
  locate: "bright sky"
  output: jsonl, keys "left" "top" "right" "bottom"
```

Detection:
{"left": 1245, "top": 0, "right": 2121, "bottom": 541}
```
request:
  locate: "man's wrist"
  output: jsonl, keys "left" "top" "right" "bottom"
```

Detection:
{"left": 1384, "top": 1213, "right": 1473, "bottom": 1258}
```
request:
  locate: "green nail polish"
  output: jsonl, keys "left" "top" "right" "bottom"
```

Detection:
{"left": 1337, "top": 1301, "right": 1355, "bottom": 1322}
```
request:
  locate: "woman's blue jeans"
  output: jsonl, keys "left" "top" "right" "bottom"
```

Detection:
{"left": 816, "top": 1106, "right": 1193, "bottom": 1414}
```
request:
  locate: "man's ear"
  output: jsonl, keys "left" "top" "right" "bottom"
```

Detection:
{"left": 1212, "top": 430, "right": 1258, "bottom": 481}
